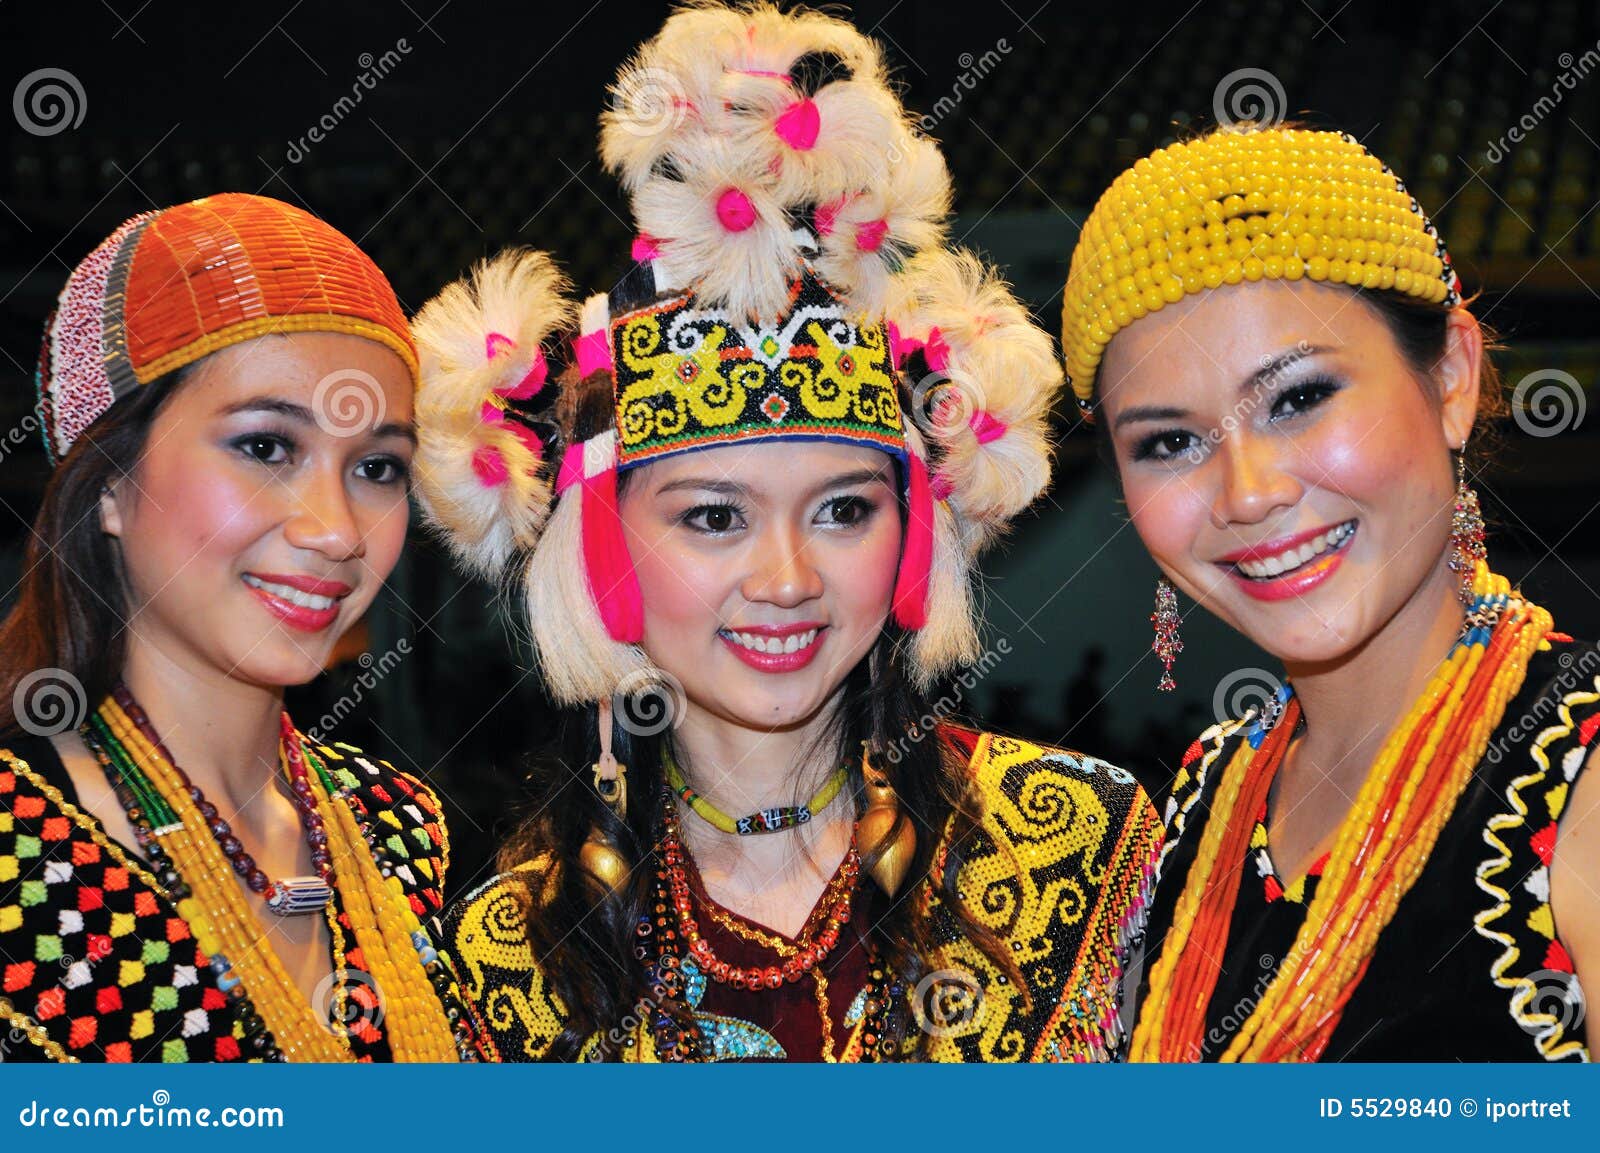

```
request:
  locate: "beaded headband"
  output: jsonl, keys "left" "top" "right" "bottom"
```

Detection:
{"left": 1061, "top": 126, "right": 1461, "bottom": 412}
{"left": 35, "top": 193, "right": 417, "bottom": 465}
{"left": 411, "top": 2, "right": 1064, "bottom": 703}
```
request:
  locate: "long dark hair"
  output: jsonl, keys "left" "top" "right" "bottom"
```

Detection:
{"left": 0, "top": 372, "right": 182, "bottom": 738}
{"left": 494, "top": 623, "right": 1026, "bottom": 1061}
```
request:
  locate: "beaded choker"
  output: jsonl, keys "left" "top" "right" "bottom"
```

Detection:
{"left": 1131, "top": 563, "right": 1552, "bottom": 1062}
{"left": 80, "top": 688, "right": 473, "bottom": 1062}
{"left": 663, "top": 746, "right": 848, "bottom": 835}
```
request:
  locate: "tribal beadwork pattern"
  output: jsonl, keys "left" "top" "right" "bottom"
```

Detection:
{"left": 0, "top": 736, "right": 461, "bottom": 1062}
{"left": 611, "top": 270, "right": 905, "bottom": 470}
{"left": 433, "top": 729, "right": 1162, "bottom": 1062}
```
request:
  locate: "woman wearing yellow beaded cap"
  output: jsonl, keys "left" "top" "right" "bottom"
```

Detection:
{"left": 1062, "top": 123, "right": 1600, "bottom": 1061}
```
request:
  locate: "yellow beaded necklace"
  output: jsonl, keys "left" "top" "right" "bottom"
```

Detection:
{"left": 93, "top": 697, "right": 461, "bottom": 1062}
{"left": 1132, "top": 562, "right": 1552, "bottom": 1062}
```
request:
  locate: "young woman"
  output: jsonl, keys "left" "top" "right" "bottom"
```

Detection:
{"left": 0, "top": 194, "right": 478, "bottom": 1062}
{"left": 1062, "top": 124, "right": 1599, "bottom": 1060}
{"left": 414, "top": 2, "right": 1162, "bottom": 1062}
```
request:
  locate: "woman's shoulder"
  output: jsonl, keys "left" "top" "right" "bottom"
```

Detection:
{"left": 431, "top": 859, "right": 568, "bottom": 1062}
{"left": 308, "top": 739, "right": 450, "bottom": 915}
{"left": 920, "top": 725, "right": 1162, "bottom": 1060}
{"left": 943, "top": 725, "right": 1162, "bottom": 849}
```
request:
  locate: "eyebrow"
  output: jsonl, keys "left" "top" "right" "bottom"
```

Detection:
{"left": 653, "top": 465, "right": 894, "bottom": 499}
{"left": 218, "top": 397, "right": 418, "bottom": 445}
{"left": 1110, "top": 343, "right": 1333, "bottom": 432}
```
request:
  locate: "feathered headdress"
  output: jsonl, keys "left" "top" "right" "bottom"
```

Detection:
{"left": 413, "top": 1, "right": 1062, "bottom": 704}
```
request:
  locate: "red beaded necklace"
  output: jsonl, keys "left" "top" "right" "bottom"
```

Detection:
{"left": 659, "top": 802, "right": 860, "bottom": 992}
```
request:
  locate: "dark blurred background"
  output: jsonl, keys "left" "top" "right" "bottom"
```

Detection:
{"left": 2, "top": 0, "right": 1597, "bottom": 900}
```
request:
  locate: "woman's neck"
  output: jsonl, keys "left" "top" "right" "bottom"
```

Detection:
{"left": 1280, "top": 553, "right": 1469, "bottom": 790}
{"left": 667, "top": 694, "right": 854, "bottom": 908}
{"left": 120, "top": 635, "right": 287, "bottom": 821}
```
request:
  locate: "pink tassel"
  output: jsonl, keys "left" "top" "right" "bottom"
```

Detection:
{"left": 582, "top": 465, "right": 645, "bottom": 642}
{"left": 923, "top": 327, "right": 950, "bottom": 372}
{"left": 575, "top": 328, "right": 610, "bottom": 378}
{"left": 480, "top": 400, "right": 505, "bottom": 425}
{"left": 773, "top": 97, "right": 820, "bottom": 150}
{"left": 631, "top": 233, "right": 662, "bottom": 262}
{"left": 892, "top": 452, "right": 934, "bottom": 630}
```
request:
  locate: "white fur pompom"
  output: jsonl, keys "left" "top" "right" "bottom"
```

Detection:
{"left": 631, "top": 134, "right": 800, "bottom": 323}
{"left": 717, "top": 70, "right": 903, "bottom": 208}
{"left": 887, "top": 248, "right": 1064, "bottom": 529}
{"left": 411, "top": 249, "right": 575, "bottom": 581}
{"left": 813, "top": 131, "right": 950, "bottom": 316}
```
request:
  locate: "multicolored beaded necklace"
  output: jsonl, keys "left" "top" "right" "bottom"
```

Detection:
{"left": 663, "top": 746, "right": 848, "bottom": 835}
{"left": 1131, "top": 563, "right": 1553, "bottom": 1062}
{"left": 631, "top": 789, "right": 903, "bottom": 1061}
{"left": 79, "top": 686, "right": 476, "bottom": 1062}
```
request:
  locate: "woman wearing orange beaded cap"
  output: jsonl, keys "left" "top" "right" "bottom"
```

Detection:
{"left": 0, "top": 193, "right": 480, "bottom": 1061}
{"left": 1063, "top": 123, "right": 1599, "bottom": 1061}
{"left": 414, "top": 2, "right": 1162, "bottom": 1062}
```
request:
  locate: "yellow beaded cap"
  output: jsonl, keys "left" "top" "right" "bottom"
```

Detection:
{"left": 1061, "top": 126, "right": 1461, "bottom": 408}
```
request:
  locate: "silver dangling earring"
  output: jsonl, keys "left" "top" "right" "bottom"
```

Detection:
{"left": 1447, "top": 451, "right": 1486, "bottom": 606}
{"left": 1151, "top": 578, "right": 1182, "bottom": 692}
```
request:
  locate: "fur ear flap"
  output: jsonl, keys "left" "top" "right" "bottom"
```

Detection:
{"left": 411, "top": 249, "right": 575, "bottom": 580}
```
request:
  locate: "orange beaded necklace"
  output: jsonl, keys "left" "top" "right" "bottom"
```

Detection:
{"left": 1132, "top": 563, "right": 1553, "bottom": 1062}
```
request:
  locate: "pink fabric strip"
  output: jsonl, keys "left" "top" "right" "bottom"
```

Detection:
{"left": 575, "top": 328, "right": 610, "bottom": 378}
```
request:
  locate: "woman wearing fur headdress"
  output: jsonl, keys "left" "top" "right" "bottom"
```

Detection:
{"left": 417, "top": 2, "right": 1161, "bottom": 1062}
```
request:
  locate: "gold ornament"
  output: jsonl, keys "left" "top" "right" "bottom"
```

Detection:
{"left": 856, "top": 744, "right": 916, "bottom": 897}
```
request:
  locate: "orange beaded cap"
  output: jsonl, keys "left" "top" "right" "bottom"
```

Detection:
{"left": 1060, "top": 126, "right": 1461, "bottom": 407}
{"left": 37, "top": 192, "right": 416, "bottom": 464}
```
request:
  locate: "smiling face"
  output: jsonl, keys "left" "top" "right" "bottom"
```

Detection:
{"left": 618, "top": 439, "right": 903, "bottom": 731}
{"left": 101, "top": 331, "right": 416, "bottom": 689}
{"left": 1097, "top": 277, "right": 1481, "bottom": 665}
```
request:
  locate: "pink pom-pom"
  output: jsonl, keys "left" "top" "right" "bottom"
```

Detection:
{"left": 631, "top": 233, "right": 662, "bottom": 262}
{"left": 480, "top": 400, "right": 505, "bottom": 425}
{"left": 855, "top": 219, "right": 889, "bottom": 253}
{"left": 471, "top": 445, "right": 509, "bottom": 487}
{"left": 929, "top": 472, "right": 955, "bottom": 502}
{"left": 773, "top": 97, "right": 820, "bottom": 150}
{"left": 969, "top": 410, "right": 1008, "bottom": 444}
{"left": 715, "top": 187, "right": 758, "bottom": 232}
{"left": 485, "top": 332, "right": 517, "bottom": 360}
{"left": 923, "top": 327, "right": 951, "bottom": 372}
{"left": 814, "top": 197, "right": 843, "bottom": 238}
{"left": 892, "top": 452, "right": 934, "bottom": 630}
